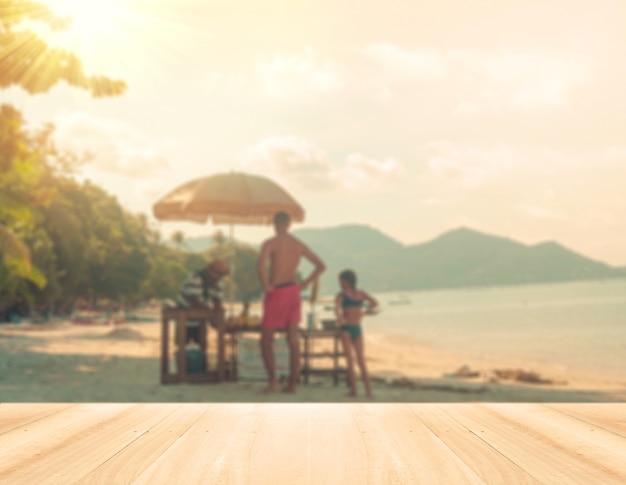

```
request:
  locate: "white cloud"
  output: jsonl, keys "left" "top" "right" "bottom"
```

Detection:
{"left": 256, "top": 47, "right": 344, "bottom": 98}
{"left": 362, "top": 42, "right": 448, "bottom": 78}
{"left": 605, "top": 146, "right": 626, "bottom": 161}
{"left": 421, "top": 197, "right": 455, "bottom": 207}
{"left": 417, "top": 144, "right": 626, "bottom": 259}
{"left": 242, "top": 135, "right": 402, "bottom": 192}
{"left": 242, "top": 135, "right": 336, "bottom": 190}
{"left": 423, "top": 141, "right": 591, "bottom": 190}
{"left": 362, "top": 44, "right": 591, "bottom": 111}
{"left": 343, "top": 153, "right": 402, "bottom": 190}
{"left": 476, "top": 48, "right": 591, "bottom": 110}
{"left": 133, "top": 177, "right": 173, "bottom": 204}
{"left": 54, "top": 112, "right": 171, "bottom": 177}
{"left": 200, "top": 72, "right": 251, "bottom": 96}
{"left": 426, "top": 141, "right": 521, "bottom": 187}
{"left": 514, "top": 204, "right": 568, "bottom": 220}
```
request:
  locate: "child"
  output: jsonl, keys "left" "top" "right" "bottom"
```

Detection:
{"left": 335, "top": 269, "right": 379, "bottom": 398}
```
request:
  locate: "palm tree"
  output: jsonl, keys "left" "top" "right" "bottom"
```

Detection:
{"left": 170, "top": 230, "right": 188, "bottom": 254}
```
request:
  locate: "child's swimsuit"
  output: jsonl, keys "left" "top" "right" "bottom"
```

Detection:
{"left": 340, "top": 292, "right": 364, "bottom": 339}
{"left": 341, "top": 324, "right": 362, "bottom": 340}
{"left": 341, "top": 292, "right": 364, "bottom": 308}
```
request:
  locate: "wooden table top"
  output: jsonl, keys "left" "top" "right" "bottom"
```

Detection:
{"left": 1, "top": 403, "right": 625, "bottom": 484}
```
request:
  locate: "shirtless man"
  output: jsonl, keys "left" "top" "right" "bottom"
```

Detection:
{"left": 256, "top": 211, "right": 326, "bottom": 393}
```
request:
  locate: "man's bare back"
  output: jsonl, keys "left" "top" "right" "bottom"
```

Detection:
{"left": 262, "top": 233, "right": 317, "bottom": 287}
{"left": 256, "top": 214, "right": 325, "bottom": 292}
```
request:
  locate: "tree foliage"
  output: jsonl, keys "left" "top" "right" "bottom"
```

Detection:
{"left": 0, "top": 113, "right": 191, "bottom": 313}
{"left": 204, "top": 232, "right": 263, "bottom": 304}
{"left": 0, "top": 104, "right": 48, "bottom": 301}
{"left": 0, "top": 105, "right": 266, "bottom": 314}
{"left": 0, "top": 2, "right": 267, "bottom": 317}
{"left": 1, "top": 0, "right": 128, "bottom": 316}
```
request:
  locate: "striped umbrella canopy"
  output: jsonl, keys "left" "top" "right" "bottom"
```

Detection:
{"left": 152, "top": 172, "right": 304, "bottom": 225}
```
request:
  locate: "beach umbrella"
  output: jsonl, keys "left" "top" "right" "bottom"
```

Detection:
{"left": 153, "top": 171, "right": 305, "bottom": 309}
{"left": 152, "top": 171, "right": 304, "bottom": 226}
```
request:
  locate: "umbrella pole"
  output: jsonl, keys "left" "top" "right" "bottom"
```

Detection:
{"left": 229, "top": 222, "right": 235, "bottom": 317}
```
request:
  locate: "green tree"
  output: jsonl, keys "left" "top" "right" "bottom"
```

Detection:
{"left": 170, "top": 231, "right": 187, "bottom": 252}
{"left": 204, "top": 232, "right": 263, "bottom": 304}
{"left": 231, "top": 244, "right": 263, "bottom": 304}
{"left": 0, "top": 105, "right": 48, "bottom": 308}
{"left": 1, "top": 0, "right": 126, "bottom": 312}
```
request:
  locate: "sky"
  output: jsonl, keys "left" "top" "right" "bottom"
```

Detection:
{"left": 7, "top": 0, "right": 626, "bottom": 266}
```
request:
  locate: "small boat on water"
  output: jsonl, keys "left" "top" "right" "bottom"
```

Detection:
{"left": 388, "top": 294, "right": 412, "bottom": 306}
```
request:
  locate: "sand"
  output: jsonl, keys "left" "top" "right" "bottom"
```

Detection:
{"left": 1, "top": 312, "right": 625, "bottom": 403}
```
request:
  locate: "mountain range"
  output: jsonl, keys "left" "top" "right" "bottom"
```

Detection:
{"left": 183, "top": 225, "right": 626, "bottom": 294}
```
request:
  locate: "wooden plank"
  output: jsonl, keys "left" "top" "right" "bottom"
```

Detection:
{"left": 0, "top": 404, "right": 177, "bottom": 484}
{"left": 353, "top": 404, "right": 485, "bottom": 484}
{"left": 0, "top": 403, "right": 76, "bottom": 435}
{"left": 445, "top": 403, "right": 626, "bottom": 484}
{"left": 0, "top": 403, "right": 135, "bottom": 452}
{"left": 131, "top": 404, "right": 263, "bottom": 484}
{"left": 77, "top": 404, "right": 209, "bottom": 484}
{"left": 245, "top": 404, "right": 368, "bottom": 484}
{"left": 482, "top": 404, "right": 626, "bottom": 477}
{"left": 545, "top": 403, "right": 626, "bottom": 437}
{"left": 409, "top": 403, "right": 541, "bottom": 484}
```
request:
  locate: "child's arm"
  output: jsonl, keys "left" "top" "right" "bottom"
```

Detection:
{"left": 362, "top": 291, "right": 379, "bottom": 315}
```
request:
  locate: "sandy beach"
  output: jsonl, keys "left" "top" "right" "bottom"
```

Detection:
{"left": 1, "top": 313, "right": 625, "bottom": 403}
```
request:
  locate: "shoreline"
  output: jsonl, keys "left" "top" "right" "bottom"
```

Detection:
{"left": 366, "top": 332, "right": 626, "bottom": 392}
{"left": 1, "top": 320, "right": 624, "bottom": 403}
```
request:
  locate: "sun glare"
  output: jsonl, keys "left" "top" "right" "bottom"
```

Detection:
{"left": 38, "top": 0, "right": 206, "bottom": 77}
{"left": 42, "top": 0, "right": 145, "bottom": 73}
{"left": 51, "top": 0, "right": 113, "bottom": 27}
{"left": 47, "top": 0, "right": 124, "bottom": 36}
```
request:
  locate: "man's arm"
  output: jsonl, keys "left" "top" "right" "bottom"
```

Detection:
{"left": 207, "top": 282, "right": 224, "bottom": 311}
{"left": 256, "top": 240, "right": 272, "bottom": 293}
{"left": 334, "top": 293, "right": 345, "bottom": 324}
{"left": 299, "top": 243, "right": 326, "bottom": 290}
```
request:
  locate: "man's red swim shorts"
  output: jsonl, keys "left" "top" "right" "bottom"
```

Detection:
{"left": 261, "top": 283, "right": 301, "bottom": 329}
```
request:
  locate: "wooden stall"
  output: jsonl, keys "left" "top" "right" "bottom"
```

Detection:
{"left": 233, "top": 325, "right": 346, "bottom": 386}
{"left": 161, "top": 308, "right": 344, "bottom": 385}
{"left": 160, "top": 307, "right": 237, "bottom": 384}
{"left": 300, "top": 328, "right": 346, "bottom": 386}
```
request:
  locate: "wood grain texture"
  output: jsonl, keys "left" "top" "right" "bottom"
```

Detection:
{"left": 409, "top": 404, "right": 541, "bottom": 484}
{"left": 1, "top": 403, "right": 625, "bottom": 484}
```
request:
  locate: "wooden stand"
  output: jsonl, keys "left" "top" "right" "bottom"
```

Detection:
{"left": 160, "top": 307, "right": 236, "bottom": 384}
{"left": 300, "top": 329, "right": 345, "bottom": 386}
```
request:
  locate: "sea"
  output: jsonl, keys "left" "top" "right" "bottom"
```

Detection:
{"left": 321, "top": 279, "right": 626, "bottom": 380}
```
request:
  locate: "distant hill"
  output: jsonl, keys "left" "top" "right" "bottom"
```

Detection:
{"left": 293, "top": 225, "right": 626, "bottom": 294}
{"left": 398, "top": 227, "right": 626, "bottom": 291}
{"left": 184, "top": 225, "right": 626, "bottom": 294}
